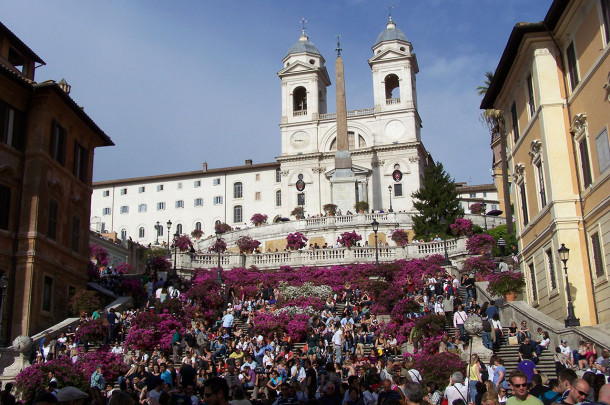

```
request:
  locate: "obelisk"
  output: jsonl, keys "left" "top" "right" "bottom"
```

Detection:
{"left": 330, "top": 36, "right": 357, "bottom": 214}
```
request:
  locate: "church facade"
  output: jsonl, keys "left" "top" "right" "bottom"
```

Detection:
{"left": 91, "top": 18, "right": 432, "bottom": 245}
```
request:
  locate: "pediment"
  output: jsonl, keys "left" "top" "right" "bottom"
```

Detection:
{"left": 324, "top": 164, "right": 372, "bottom": 178}
{"left": 278, "top": 61, "right": 319, "bottom": 75}
{"left": 368, "top": 48, "right": 409, "bottom": 63}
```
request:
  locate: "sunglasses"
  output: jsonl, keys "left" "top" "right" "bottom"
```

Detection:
{"left": 512, "top": 383, "right": 528, "bottom": 388}
{"left": 577, "top": 390, "right": 589, "bottom": 397}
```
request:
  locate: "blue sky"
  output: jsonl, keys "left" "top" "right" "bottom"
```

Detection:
{"left": 2, "top": 1, "right": 551, "bottom": 185}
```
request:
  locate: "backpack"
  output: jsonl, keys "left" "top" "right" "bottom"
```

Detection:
{"left": 541, "top": 392, "right": 562, "bottom": 405}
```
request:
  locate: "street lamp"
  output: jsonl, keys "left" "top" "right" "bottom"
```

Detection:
{"left": 482, "top": 203, "right": 488, "bottom": 231}
{"left": 172, "top": 232, "right": 179, "bottom": 279}
{"left": 497, "top": 237, "right": 506, "bottom": 257}
{"left": 371, "top": 219, "right": 379, "bottom": 270}
{"left": 0, "top": 273, "right": 7, "bottom": 346}
{"left": 215, "top": 228, "right": 223, "bottom": 285}
{"left": 166, "top": 220, "right": 172, "bottom": 256}
{"left": 558, "top": 243, "right": 580, "bottom": 327}
{"left": 440, "top": 216, "right": 451, "bottom": 266}
{"left": 154, "top": 221, "right": 160, "bottom": 245}
{"left": 388, "top": 185, "right": 393, "bottom": 212}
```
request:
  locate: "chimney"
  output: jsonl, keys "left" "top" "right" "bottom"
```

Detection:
{"left": 202, "top": 162, "right": 208, "bottom": 172}
{"left": 245, "top": 159, "right": 252, "bottom": 165}
{"left": 58, "top": 78, "right": 71, "bottom": 94}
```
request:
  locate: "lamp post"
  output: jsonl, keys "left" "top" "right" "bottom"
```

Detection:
{"left": 497, "top": 237, "right": 506, "bottom": 257}
{"left": 0, "top": 273, "right": 7, "bottom": 346}
{"left": 166, "top": 220, "right": 172, "bottom": 257}
{"left": 482, "top": 203, "right": 488, "bottom": 231}
{"left": 371, "top": 219, "right": 379, "bottom": 270}
{"left": 388, "top": 185, "right": 393, "bottom": 212}
{"left": 440, "top": 216, "right": 451, "bottom": 266}
{"left": 215, "top": 229, "right": 223, "bottom": 285}
{"left": 154, "top": 221, "right": 160, "bottom": 245}
{"left": 172, "top": 232, "right": 179, "bottom": 279}
{"left": 558, "top": 243, "right": 580, "bottom": 327}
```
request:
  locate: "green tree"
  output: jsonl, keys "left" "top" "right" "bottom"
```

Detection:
{"left": 487, "top": 224, "right": 517, "bottom": 257}
{"left": 411, "top": 162, "right": 464, "bottom": 238}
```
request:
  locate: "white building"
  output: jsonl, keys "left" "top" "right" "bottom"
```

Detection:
{"left": 91, "top": 18, "right": 433, "bottom": 246}
{"left": 455, "top": 182, "right": 500, "bottom": 214}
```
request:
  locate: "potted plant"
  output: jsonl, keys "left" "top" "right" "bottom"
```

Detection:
{"left": 286, "top": 232, "right": 308, "bottom": 250}
{"left": 390, "top": 229, "right": 409, "bottom": 247}
{"left": 450, "top": 218, "right": 474, "bottom": 237}
{"left": 337, "top": 231, "right": 362, "bottom": 248}
{"left": 211, "top": 238, "right": 227, "bottom": 253}
{"left": 237, "top": 236, "right": 261, "bottom": 254}
{"left": 354, "top": 201, "right": 369, "bottom": 214}
{"left": 323, "top": 203, "right": 338, "bottom": 216}
{"left": 469, "top": 202, "right": 485, "bottom": 215}
{"left": 291, "top": 207, "right": 304, "bottom": 220}
{"left": 214, "top": 222, "right": 232, "bottom": 234}
{"left": 191, "top": 229, "right": 203, "bottom": 239}
{"left": 251, "top": 213, "right": 268, "bottom": 226}
{"left": 486, "top": 271, "right": 526, "bottom": 301}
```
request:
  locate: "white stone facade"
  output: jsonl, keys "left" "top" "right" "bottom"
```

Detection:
{"left": 91, "top": 19, "right": 432, "bottom": 246}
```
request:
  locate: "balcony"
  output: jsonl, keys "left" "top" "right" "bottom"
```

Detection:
{"left": 386, "top": 98, "right": 401, "bottom": 105}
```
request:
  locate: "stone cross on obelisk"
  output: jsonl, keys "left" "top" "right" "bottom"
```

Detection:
{"left": 330, "top": 35, "right": 357, "bottom": 214}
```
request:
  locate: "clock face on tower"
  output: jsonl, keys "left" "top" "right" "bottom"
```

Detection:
{"left": 385, "top": 120, "right": 405, "bottom": 141}
{"left": 290, "top": 131, "right": 310, "bottom": 148}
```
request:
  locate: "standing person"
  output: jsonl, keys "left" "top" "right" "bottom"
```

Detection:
{"left": 203, "top": 377, "right": 230, "bottom": 405}
{"left": 304, "top": 359, "right": 317, "bottom": 399}
{"left": 107, "top": 308, "right": 118, "bottom": 343}
{"left": 481, "top": 317, "right": 493, "bottom": 351}
{"left": 91, "top": 365, "right": 106, "bottom": 391}
{"left": 453, "top": 305, "right": 468, "bottom": 342}
{"left": 444, "top": 372, "right": 468, "bottom": 405}
{"left": 467, "top": 355, "right": 482, "bottom": 403}
{"left": 222, "top": 310, "right": 234, "bottom": 336}
{"left": 332, "top": 324, "right": 344, "bottom": 366}
{"left": 506, "top": 370, "right": 543, "bottom": 405}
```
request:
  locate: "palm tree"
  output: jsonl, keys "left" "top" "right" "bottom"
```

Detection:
{"left": 479, "top": 71, "right": 514, "bottom": 234}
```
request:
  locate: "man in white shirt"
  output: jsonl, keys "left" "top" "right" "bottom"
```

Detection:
{"left": 444, "top": 372, "right": 468, "bottom": 405}
{"left": 559, "top": 339, "right": 573, "bottom": 366}
{"left": 332, "top": 325, "right": 344, "bottom": 365}
{"left": 111, "top": 342, "right": 124, "bottom": 355}
{"left": 222, "top": 310, "right": 234, "bottom": 335}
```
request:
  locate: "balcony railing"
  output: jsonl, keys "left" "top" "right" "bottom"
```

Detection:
{"left": 293, "top": 110, "right": 307, "bottom": 116}
{"left": 319, "top": 108, "right": 374, "bottom": 120}
{"left": 386, "top": 98, "right": 401, "bottom": 105}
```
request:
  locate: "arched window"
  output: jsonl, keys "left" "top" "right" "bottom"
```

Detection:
{"left": 176, "top": 224, "right": 183, "bottom": 235}
{"left": 293, "top": 86, "right": 307, "bottom": 113}
{"left": 275, "top": 190, "right": 282, "bottom": 207}
{"left": 139, "top": 227, "right": 145, "bottom": 238}
{"left": 385, "top": 74, "right": 400, "bottom": 100}
{"left": 329, "top": 132, "right": 366, "bottom": 151}
{"left": 234, "top": 205, "right": 243, "bottom": 223}
{"left": 120, "top": 229, "right": 127, "bottom": 241}
{"left": 234, "top": 182, "right": 243, "bottom": 199}
{"left": 195, "top": 222, "right": 202, "bottom": 231}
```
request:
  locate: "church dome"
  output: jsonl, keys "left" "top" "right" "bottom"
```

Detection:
{"left": 374, "top": 19, "right": 408, "bottom": 45}
{"left": 286, "top": 33, "right": 321, "bottom": 56}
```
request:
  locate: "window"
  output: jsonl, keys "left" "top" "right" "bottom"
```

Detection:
{"left": 177, "top": 182, "right": 182, "bottom": 189}
{"left": 157, "top": 202, "right": 166, "bottom": 210}
{"left": 138, "top": 186, "right": 145, "bottom": 193}
{"left": 175, "top": 200, "right": 184, "bottom": 209}
{"left": 527, "top": 74, "right": 535, "bottom": 118}
{"left": 214, "top": 196, "right": 223, "bottom": 205}
{"left": 71, "top": 216, "right": 80, "bottom": 252}
{"left": 213, "top": 178, "right": 221, "bottom": 186}
{"left": 255, "top": 174, "right": 260, "bottom": 181}
{"left": 234, "top": 205, "right": 243, "bottom": 223}
{"left": 48, "top": 199, "right": 58, "bottom": 240}
{"left": 195, "top": 222, "right": 202, "bottom": 231}
{"left": 297, "top": 193, "right": 305, "bottom": 206}
{"left": 194, "top": 180, "right": 201, "bottom": 188}
{"left": 102, "top": 207, "right": 111, "bottom": 216}
{"left": 157, "top": 184, "right": 164, "bottom": 191}
{"left": 234, "top": 182, "right": 243, "bottom": 199}
{"left": 520, "top": 183, "right": 529, "bottom": 225}
{"left": 120, "top": 229, "right": 127, "bottom": 240}
{"left": 120, "top": 188, "right": 127, "bottom": 195}
{"left": 176, "top": 224, "right": 183, "bottom": 235}
{"left": 138, "top": 204, "right": 147, "bottom": 213}
{"left": 120, "top": 206, "right": 129, "bottom": 214}
{"left": 276, "top": 169, "right": 281, "bottom": 183}
{"left": 43, "top": 276, "right": 52, "bottom": 311}
{"left": 591, "top": 233, "right": 605, "bottom": 278}
{"left": 194, "top": 198, "right": 203, "bottom": 207}
{"left": 595, "top": 127, "right": 610, "bottom": 174}
{"left": 511, "top": 102, "right": 520, "bottom": 142}
{"left": 158, "top": 225, "right": 164, "bottom": 236}
{"left": 103, "top": 190, "right": 110, "bottom": 197}
{"left": 73, "top": 141, "right": 88, "bottom": 182}
{"left": 394, "top": 183, "right": 403, "bottom": 197}
{"left": 469, "top": 193, "right": 476, "bottom": 198}
{"left": 255, "top": 192, "right": 261, "bottom": 201}
{"left": 536, "top": 162, "right": 547, "bottom": 208}
{"left": 0, "top": 185, "right": 10, "bottom": 230}
{"left": 546, "top": 249, "right": 557, "bottom": 290}
{"left": 275, "top": 190, "right": 282, "bottom": 207}
{"left": 0, "top": 100, "right": 26, "bottom": 150}
{"left": 602, "top": 0, "right": 610, "bottom": 44}
{"left": 139, "top": 227, "right": 145, "bottom": 238}
{"left": 566, "top": 42, "right": 579, "bottom": 91}
{"left": 578, "top": 139, "right": 593, "bottom": 188}
{"left": 529, "top": 263, "right": 538, "bottom": 301}
{"left": 50, "top": 122, "right": 67, "bottom": 165}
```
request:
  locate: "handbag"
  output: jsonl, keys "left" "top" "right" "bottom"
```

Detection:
{"left": 508, "top": 336, "right": 518, "bottom": 345}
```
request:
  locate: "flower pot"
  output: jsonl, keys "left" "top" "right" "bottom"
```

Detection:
{"left": 255, "top": 223, "right": 261, "bottom": 227}
{"left": 504, "top": 292, "right": 516, "bottom": 301}
{"left": 359, "top": 210, "right": 364, "bottom": 214}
